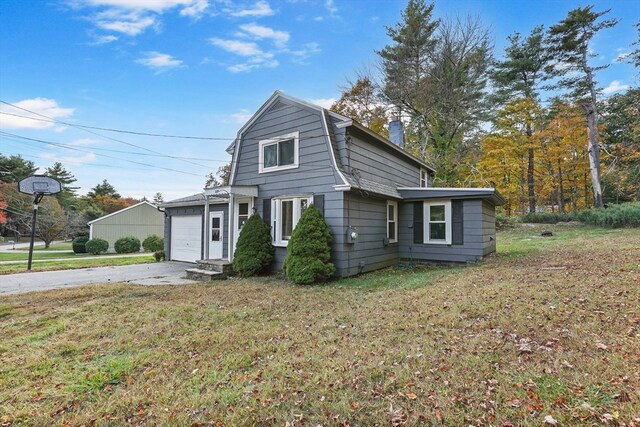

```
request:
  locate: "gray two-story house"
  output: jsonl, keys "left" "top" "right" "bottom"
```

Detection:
{"left": 161, "top": 91, "right": 505, "bottom": 277}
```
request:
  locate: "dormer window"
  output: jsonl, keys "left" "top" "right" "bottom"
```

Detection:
{"left": 259, "top": 131, "right": 299, "bottom": 173}
{"left": 420, "top": 169, "right": 429, "bottom": 188}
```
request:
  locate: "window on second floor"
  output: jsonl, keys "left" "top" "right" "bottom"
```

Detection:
{"left": 259, "top": 131, "right": 299, "bottom": 173}
{"left": 420, "top": 169, "right": 429, "bottom": 188}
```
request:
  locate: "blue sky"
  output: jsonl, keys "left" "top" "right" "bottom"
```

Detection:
{"left": 1, "top": 0, "right": 638, "bottom": 200}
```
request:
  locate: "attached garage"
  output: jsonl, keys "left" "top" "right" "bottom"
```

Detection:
{"left": 170, "top": 215, "right": 202, "bottom": 262}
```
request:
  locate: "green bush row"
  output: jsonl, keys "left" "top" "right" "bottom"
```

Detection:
{"left": 85, "top": 238, "right": 109, "bottom": 255}
{"left": 510, "top": 201, "right": 640, "bottom": 228}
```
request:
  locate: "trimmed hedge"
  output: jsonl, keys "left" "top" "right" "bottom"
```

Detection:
{"left": 114, "top": 236, "right": 141, "bottom": 254}
{"left": 283, "top": 205, "right": 335, "bottom": 285}
{"left": 85, "top": 238, "right": 109, "bottom": 255}
{"left": 142, "top": 235, "right": 164, "bottom": 252}
{"left": 232, "top": 213, "right": 274, "bottom": 276}
{"left": 72, "top": 236, "right": 89, "bottom": 254}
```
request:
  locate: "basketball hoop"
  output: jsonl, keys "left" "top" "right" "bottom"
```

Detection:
{"left": 17, "top": 175, "right": 62, "bottom": 270}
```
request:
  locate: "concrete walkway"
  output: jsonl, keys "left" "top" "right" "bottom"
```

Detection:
{"left": 0, "top": 262, "right": 201, "bottom": 295}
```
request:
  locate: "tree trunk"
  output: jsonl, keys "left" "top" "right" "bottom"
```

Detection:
{"left": 557, "top": 159, "right": 565, "bottom": 214}
{"left": 526, "top": 123, "right": 536, "bottom": 213}
{"left": 583, "top": 104, "right": 604, "bottom": 208}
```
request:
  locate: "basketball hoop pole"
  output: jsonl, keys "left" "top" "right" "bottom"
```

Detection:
{"left": 27, "top": 194, "right": 44, "bottom": 271}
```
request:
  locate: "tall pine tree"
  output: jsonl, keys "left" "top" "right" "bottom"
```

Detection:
{"left": 547, "top": 6, "right": 618, "bottom": 208}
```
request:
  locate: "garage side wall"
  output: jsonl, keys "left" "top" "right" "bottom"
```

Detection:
{"left": 92, "top": 203, "right": 164, "bottom": 252}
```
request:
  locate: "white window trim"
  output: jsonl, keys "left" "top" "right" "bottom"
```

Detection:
{"left": 258, "top": 131, "right": 300, "bottom": 174}
{"left": 387, "top": 200, "right": 398, "bottom": 243}
{"left": 271, "top": 195, "right": 313, "bottom": 247}
{"left": 420, "top": 169, "right": 429, "bottom": 188}
{"left": 424, "top": 200, "right": 452, "bottom": 245}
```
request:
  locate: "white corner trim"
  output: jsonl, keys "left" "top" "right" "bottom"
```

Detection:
{"left": 320, "top": 111, "right": 349, "bottom": 186}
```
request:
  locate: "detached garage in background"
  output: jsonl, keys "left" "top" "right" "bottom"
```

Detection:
{"left": 88, "top": 201, "right": 164, "bottom": 252}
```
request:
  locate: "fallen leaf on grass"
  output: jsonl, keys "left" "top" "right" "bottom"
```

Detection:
{"left": 544, "top": 415, "right": 558, "bottom": 425}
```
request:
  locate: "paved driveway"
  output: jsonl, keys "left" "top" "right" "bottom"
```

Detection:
{"left": 0, "top": 262, "right": 200, "bottom": 295}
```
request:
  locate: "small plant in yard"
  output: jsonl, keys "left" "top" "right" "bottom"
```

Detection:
{"left": 283, "top": 205, "right": 335, "bottom": 285}
{"left": 72, "top": 236, "right": 89, "bottom": 254}
{"left": 114, "top": 236, "right": 140, "bottom": 254}
{"left": 84, "top": 238, "right": 109, "bottom": 255}
{"left": 232, "top": 213, "right": 274, "bottom": 276}
{"left": 142, "top": 235, "right": 164, "bottom": 252}
{"left": 153, "top": 251, "right": 165, "bottom": 262}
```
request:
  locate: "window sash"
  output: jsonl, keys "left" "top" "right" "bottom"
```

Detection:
{"left": 423, "top": 201, "right": 451, "bottom": 244}
{"left": 387, "top": 201, "right": 397, "bottom": 243}
{"left": 259, "top": 132, "right": 299, "bottom": 173}
{"left": 272, "top": 195, "right": 312, "bottom": 246}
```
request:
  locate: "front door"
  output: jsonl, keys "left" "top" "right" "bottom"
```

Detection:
{"left": 232, "top": 197, "right": 253, "bottom": 255}
{"left": 209, "top": 211, "right": 223, "bottom": 259}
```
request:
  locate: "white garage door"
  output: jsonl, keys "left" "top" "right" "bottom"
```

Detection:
{"left": 170, "top": 215, "right": 202, "bottom": 262}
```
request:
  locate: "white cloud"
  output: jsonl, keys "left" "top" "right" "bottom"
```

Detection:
{"left": 41, "top": 152, "right": 96, "bottom": 166}
{"left": 615, "top": 52, "right": 631, "bottom": 62}
{"left": 229, "top": 109, "right": 253, "bottom": 123}
{"left": 602, "top": 80, "right": 630, "bottom": 95}
{"left": 209, "top": 38, "right": 263, "bottom": 56}
{"left": 88, "top": 34, "right": 119, "bottom": 45}
{"left": 228, "top": 0, "right": 274, "bottom": 17}
{"left": 136, "top": 51, "right": 185, "bottom": 71}
{"left": 308, "top": 98, "right": 336, "bottom": 109}
{"left": 0, "top": 98, "right": 74, "bottom": 130}
{"left": 68, "top": 138, "right": 102, "bottom": 146}
{"left": 324, "top": 0, "right": 338, "bottom": 16}
{"left": 76, "top": 0, "right": 209, "bottom": 37}
{"left": 288, "top": 42, "right": 321, "bottom": 63}
{"left": 94, "top": 10, "right": 157, "bottom": 36}
{"left": 238, "top": 23, "right": 289, "bottom": 47}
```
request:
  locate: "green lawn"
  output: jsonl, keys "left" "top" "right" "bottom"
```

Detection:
{"left": 0, "top": 255, "right": 156, "bottom": 274}
{"left": 0, "top": 224, "right": 638, "bottom": 426}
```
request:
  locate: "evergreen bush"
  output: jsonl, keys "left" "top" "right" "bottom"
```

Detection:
{"left": 114, "top": 236, "right": 141, "bottom": 254}
{"left": 72, "top": 236, "right": 89, "bottom": 254}
{"left": 578, "top": 201, "right": 640, "bottom": 228}
{"left": 142, "top": 234, "right": 164, "bottom": 252}
{"left": 283, "top": 205, "right": 335, "bottom": 285}
{"left": 232, "top": 213, "right": 274, "bottom": 276}
{"left": 85, "top": 238, "right": 109, "bottom": 255}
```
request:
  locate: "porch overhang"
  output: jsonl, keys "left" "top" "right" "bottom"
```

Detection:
{"left": 203, "top": 185, "right": 258, "bottom": 198}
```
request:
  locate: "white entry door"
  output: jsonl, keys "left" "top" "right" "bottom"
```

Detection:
{"left": 209, "top": 211, "right": 223, "bottom": 259}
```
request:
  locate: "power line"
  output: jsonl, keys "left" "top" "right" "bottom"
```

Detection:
{"left": 0, "top": 131, "right": 205, "bottom": 178}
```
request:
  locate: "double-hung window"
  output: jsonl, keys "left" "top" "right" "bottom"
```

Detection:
{"left": 420, "top": 169, "right": 429, "bottom": 188}
{"left": 259, "top": 132, "right": 299, "bottom": 173}
{"left": 387, "top": 201, "right": 398, "bottom": 243}
{"left": 272, "top": 196, "right": 312, "bottom": 246}
{"left": 424, "top": 201, "right": 451, "bottom": 244}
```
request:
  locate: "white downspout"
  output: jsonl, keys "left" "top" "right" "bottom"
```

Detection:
{"left": 203, "top": 192, "right": 209, "bottom": 260}
{"left": 228, "top": 193, "right": 235, "bottom": 262}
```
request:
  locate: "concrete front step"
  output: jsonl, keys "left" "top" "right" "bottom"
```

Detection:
{"left": 195, "top": 259, "right": 233, "bottom": 275}
{"left": 185, "top": 268, "right": 227, "bottom": 282}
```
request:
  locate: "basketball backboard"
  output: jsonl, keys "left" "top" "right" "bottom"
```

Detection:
{"left": 18, "top": 175, "right": 62, "bottom": 195}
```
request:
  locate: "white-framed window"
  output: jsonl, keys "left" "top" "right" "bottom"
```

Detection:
{"left": 387, "top": 201, "right": 398, "bottom": 243}
{"left": 420, "top": 169, "right": 429, "bottom": 188}
{"left": 272, "top": 195, "right": 312, "bottom": 246}
{"left": 259, "top": 131, "right": 300, "bottom": 173}
{"left": 424, "top": 201, "right": 451, "bottom": 244}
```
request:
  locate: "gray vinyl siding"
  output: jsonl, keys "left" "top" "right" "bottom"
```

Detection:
{"left": 163, "top": 204, "right": 229, "bottom": 260}
{"left": 399, "top": 199, "right": 488, "bottom": 263}
{"left": 333, "top": 192, "right": 399, "bottom": 277}
{"left": 339, "top": 130, "right": 421, "bottom": 188}
{"left": 233, "top": 99, "right": 346, "bottom": 272}
{"left": 482, "top": 200, "right": 497, "bottom": 255}
{"left": 90, "top": 203, "right": 164, "bottom": 252}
